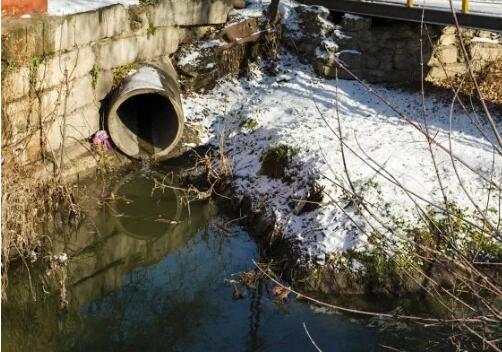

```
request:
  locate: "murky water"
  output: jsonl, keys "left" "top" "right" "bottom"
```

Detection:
{"left": 3, "top": 170, "right": 450, "bottom": 352}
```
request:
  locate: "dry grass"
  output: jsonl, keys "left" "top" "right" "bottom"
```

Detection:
{"left": 1, "top": 157, "right": 80, "bottom": 301}
{"left": 471, "top": 59, "right": 502, "bottom": 104}
{"left": 436, "top": 59, "right": 502, "bottom": 104}
{"left": 1, "top": 21, "right": 84, "bottom": 302}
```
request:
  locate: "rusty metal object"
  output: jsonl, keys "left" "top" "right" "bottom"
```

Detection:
{"left": 219, "top": 18, "right": 261, "bottom": 42}
{"left": 217, "top": 18, "right": 277, "bottom": 51}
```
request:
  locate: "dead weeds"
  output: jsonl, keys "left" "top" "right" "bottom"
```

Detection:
{"left": 1, "top": 157, "right": 80, "bottom": 302}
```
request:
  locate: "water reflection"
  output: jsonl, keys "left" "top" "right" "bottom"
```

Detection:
{"left": 112, "top": 172, "right": 183, "bottom": 240}
{"left": 3, "top": 171, "right": 452, "bottom": 352}
{"left": 52, "top": 172, "right": 216, "bottom": 308}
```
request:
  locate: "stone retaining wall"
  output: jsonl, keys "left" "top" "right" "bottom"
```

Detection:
{"left": 283, "top": 5, "right": 501, "bottom": 89}
{"left": 283, "top": 7, "right": 440, "bottom": 83}
{"left": 426, "top": 26, "right": 502, "bottom": 83}
{"left": 321, "top": 16, "right": 440, "bottom": 83}
{"left": 1, "top": 0, "right": 233, "bottom": 173}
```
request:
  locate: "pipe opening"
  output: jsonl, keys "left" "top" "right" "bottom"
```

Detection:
{"left": 107, "top": 65, "right": 184, "bottom": 160}
{"left": 115, "top": 93, "right": 179, "bottom": 157}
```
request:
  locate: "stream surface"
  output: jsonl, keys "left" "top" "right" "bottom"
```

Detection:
{"left": 3, "top": 169, "right": 450, "bottom": 352}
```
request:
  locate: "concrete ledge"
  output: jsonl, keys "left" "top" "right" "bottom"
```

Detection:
{"left": 1, "top": 0, "right": 233, "bottom": 61}
{"left": 146, "top": 0, "right": 233, "bottom": 26}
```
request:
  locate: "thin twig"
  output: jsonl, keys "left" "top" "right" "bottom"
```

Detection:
{"left": 303, "top": 322, "right": 323, "bottom": 352}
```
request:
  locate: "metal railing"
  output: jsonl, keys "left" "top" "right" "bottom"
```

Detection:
{"left": 307, "top": 0, "right": 500, "bottom": 31}
{"left": 405, "top": 0, "right": 470, "bottom": 13}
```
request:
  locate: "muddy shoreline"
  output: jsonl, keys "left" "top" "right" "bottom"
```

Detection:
{"left": 174, "top": 134, "right": 502, "bottom": 300}
{"left": 168, "top": 149, "right": 495, "bottom": 298}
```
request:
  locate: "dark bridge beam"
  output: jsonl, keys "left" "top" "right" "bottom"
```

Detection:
{"left": 299, "top": 0, "right": 502, "bottom": 32}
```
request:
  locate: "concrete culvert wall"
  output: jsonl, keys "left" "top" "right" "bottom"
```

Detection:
{"left": 107, "top": 63, "right": 184, "bottom": 159}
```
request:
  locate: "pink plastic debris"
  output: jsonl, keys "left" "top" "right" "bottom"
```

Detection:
{"left": 92, "top": 130, "right": 112, "bottom": 151}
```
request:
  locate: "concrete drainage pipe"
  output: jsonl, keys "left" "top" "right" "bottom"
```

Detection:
{"left": 107, "top": 63, "right": 184, "bottom": 159}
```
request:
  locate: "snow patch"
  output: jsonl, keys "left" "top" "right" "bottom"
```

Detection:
{"left": 200, "top": 39, "right": 225, "bottom": 49}
{"left": 177, "top": 50, "right": 201, "bottom": 67}
{"left": 343, "top": 13, "right": 365, "bottom": 20}
{"left": 183, "top": 52, "right": 502, "bottom": 260}
{"left": 471, "top": 37, "right": 501, "bottom": 44}
{"left": 48, "top": 0, "right": 139, "bottom": 15}
{"left": 121, "top": 66, "right": 163, "bottom": 95}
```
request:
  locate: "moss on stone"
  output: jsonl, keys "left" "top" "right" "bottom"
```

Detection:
{"left": 147, "top": 22, "right": 157, "bottom": 36}
{"left": 90, "top": 64, "right": 99, "bottom": 90}
{"left": 31, "top": 55, "right": 43, "bottom": 69}
{"left": 112, "top": 63, "right": 139, "bottom": 87}
{"left": 28, "top": 55, "right": 45, "bottom": 93}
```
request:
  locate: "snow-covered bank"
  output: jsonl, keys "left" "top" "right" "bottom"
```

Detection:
{"left": 183, "top": 52, "right": 502, "bottom": 263}
{"left": 48, "top": 0, "right": 138, "bottom": 15}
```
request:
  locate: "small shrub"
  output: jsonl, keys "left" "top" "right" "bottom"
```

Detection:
{"left": 411, "top": 204, "right": 502, "bottom": 261}
{"left": 260, "top": 144, "right": 299, "bottom": 179}
{"left": 302, "top": 181, "right": 324, "bottom": 213}
{"left": 1, "top": 159, "right": 81, "bottom": 301}
{"left": 345, "top": 249, "right": 404, "bottom": 292}
{"left": 464, "top": 231, "right": 502, "bottom": 261}
{"left": 240, "top": 118, "right": 259, "bottom": 131}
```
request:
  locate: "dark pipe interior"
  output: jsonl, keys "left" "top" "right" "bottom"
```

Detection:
{"left": 116, "top": 93, "right": 179, "bottom": 156}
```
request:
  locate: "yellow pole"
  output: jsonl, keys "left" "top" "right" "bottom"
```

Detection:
{"left": 407, "top": 0, "right": 414, "bottom": 7}
{"left": 462, "top": 0, "right": 469, "bottom": 13}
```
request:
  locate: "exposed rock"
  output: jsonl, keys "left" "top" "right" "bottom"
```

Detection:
{"left": 439, "top": 33, "right": 457, "bottom": 46}
{"left": 429, "top": 45, "right": 458, "bottom": 65}
{"left": 426, "top": 25, "right": 502, "bottom": 103}
{"left": 233, "top": 0, "right": 246, "bottom": 9}
{"left": 175, "top": 17, "right": 276, "bottom": 92}
{"left": 471, "top": 42, "right": 502, "bottom": 61}
{"left": 176, "top": 41, "right": 221, "bottom": 91}
{"left": 341, "top": 14, "right": 371, "bottom": 32}
{"left": 283, "top": 4, "right": 336, "bottom": 61}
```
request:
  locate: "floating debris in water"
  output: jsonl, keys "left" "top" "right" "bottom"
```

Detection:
{"left": 52, "top": 253, "right": 68, "bottom": 266}
{"left": 272, "top": 284, "right": 290, "bottom": 301}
